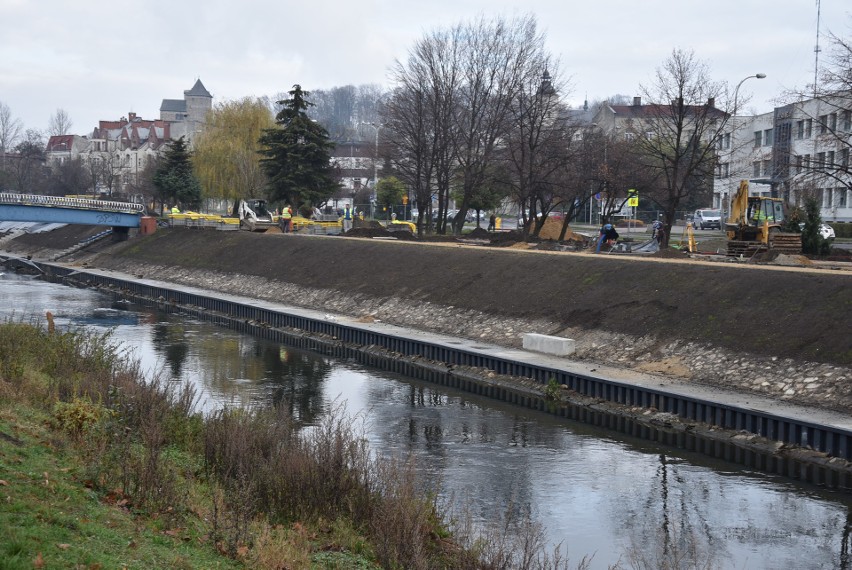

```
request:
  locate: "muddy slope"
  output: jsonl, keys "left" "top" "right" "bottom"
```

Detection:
{"left": 89, "top": 228, "right": 850, "bottom": 367}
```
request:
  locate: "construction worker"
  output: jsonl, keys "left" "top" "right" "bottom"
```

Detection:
{"left": 342, "top": 203, "right": 354, "bottom": 232}
{"left": 170, "top": 205, "right": 180, "bottom": 214}
{"left": 280, "top": 205, "right": 292, "bottom": 233}
{"left": 596, "top": 223, "right": 619, "bottom": 253}
{"left": 652, "top": 219, "right": 664, "bottom": 243}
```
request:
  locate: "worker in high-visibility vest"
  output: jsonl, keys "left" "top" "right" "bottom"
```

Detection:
{"left": 171, "top": 205, "right": 180, "bottom": 214}
{"left": 342, "top": 204, "right": 354, "bottom": 232}
{"left": 280, "top": 205, "right": 292, "bottom": 233}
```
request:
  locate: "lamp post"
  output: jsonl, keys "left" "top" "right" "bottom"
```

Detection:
{"left": 723, "top": 73, "right": 766, "bottom": 218}
{"left": 363, "top": 122, "right": 384, "bottom": 219}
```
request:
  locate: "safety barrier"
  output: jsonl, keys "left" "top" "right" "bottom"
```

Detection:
{"left": 0, "top": 193, "right": 144, "bottom": 213}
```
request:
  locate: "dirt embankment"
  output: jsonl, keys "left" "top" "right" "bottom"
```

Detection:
{"left": 4, "top": 224, "right": 852, "bottom": 414}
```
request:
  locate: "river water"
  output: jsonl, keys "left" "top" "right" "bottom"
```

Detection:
{"left": 2, "top": 271, "right": 850, "bottom": 569}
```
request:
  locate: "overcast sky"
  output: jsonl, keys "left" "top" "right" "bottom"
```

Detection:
{"left": 1, "top": 0, "right": 849, "bottom": 138}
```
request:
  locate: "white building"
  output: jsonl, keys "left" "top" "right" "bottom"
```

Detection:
{"left": 714, "top": 93, "right": 851, "bottom": 222}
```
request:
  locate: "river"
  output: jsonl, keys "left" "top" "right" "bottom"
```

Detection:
{"left": 2, "top": 270, "right": 850, "bottom": 569}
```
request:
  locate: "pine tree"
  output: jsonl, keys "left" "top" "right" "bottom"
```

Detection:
{"left": 258, "top": 85, "right": 339, "bottom": 212}
{"left": 153, "top": 137, "right": 202, "bottom": 212}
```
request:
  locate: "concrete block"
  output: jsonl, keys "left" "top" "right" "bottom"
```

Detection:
{"left": 522, "top": 333, "right": 576, "bottom": 356}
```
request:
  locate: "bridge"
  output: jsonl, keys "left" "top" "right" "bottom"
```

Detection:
{"left": 0, "top": 193, "right": 144, "bottom": 231}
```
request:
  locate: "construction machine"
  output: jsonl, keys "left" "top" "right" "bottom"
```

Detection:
{"left": 725, "top": 180, "right": 801, "bottom": 256}
{"left": 231, "top": 199, "right": 277, "bottom": 232}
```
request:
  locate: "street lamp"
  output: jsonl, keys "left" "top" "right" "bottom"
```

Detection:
{"left": 722, "top": 73, "right": 766, "bottom": 218}
{"left": 362, "top": 122, "right": 384, "bottom": 219}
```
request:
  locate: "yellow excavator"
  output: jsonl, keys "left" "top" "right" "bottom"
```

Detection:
{"left": 725, "top": 180, "right": 801, "bottom": 256}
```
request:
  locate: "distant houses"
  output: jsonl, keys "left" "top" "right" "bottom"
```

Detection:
{"left": 44, "top": 80, "right": 213, "bottom": 197}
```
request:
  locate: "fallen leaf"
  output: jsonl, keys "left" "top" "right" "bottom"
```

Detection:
{"left": 56, "top": 543, "right": 70, "bottom": 550}
{"left": 33, "top": 552, "right": 45, "bottom": 568}
{"left": 0, "top": 480, "right": 8, "bottom": 486}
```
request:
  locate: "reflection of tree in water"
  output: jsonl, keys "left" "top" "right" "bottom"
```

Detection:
{"left": 259, "top": 344, "right": 331, "bottom": 426}
{"left": 151, "top": 321, "right": 189, "bottom": 376}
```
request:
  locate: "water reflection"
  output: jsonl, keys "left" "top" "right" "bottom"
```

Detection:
{"left": 2, "top": 272, "right": 852, "bottom": 568}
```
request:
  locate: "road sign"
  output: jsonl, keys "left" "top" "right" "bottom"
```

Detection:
{"left": 627, "top": 189, "right": 639, "bottom": 208}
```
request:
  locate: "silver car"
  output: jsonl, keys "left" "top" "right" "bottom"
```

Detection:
{"left": 692, "top": 209, "right": 722, "bottom": 230}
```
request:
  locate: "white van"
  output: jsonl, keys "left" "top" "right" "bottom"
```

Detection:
{"left": 692, "top": 209, "right": 722, "bottom": 230}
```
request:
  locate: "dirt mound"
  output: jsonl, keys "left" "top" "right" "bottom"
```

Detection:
{"left": 467, "top": 227, "right": 491, "bottom": 239}
{"left": 345, "top": 227, "right": 393, "bottom": 238}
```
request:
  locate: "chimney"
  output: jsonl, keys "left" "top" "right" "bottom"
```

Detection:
{"left": 633, "top": 97, "right": 641, "bottom": 106}
{"left": 707, "top": 97, "right": 715, "bottom": 108}
{"left": 128, "top": 112, "right": 137, "bottom": 121}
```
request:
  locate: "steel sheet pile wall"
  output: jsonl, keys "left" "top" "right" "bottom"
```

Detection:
{"left": 44, "top": 264, "right": 852, "bottom": 463}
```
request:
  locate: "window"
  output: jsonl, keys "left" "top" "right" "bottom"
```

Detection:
{"left": 796, "top": 155, "right": 803, "bottom": 174}
{"left": 624, "top": 132, "right": 635, "bottom": 142}
{"left": 753, "top": 161, "right": 761, "bottom": 177}
{"left": 839, "top": 188, "right": 848, "bottom": 208}
{"left": 805, "top": 119, "right": 813, "bottom": 138}
{"left": 645, "top": 131, "right": 654, "bottom": 141}
{"left": 827, "top": 151, "right": 835, "bottom": 167}
{"left": 764, "top": 128, "right": 773, "bottom": 146}
{"left": 724, "top": 133, "right": 731, "bottom": 149}
{"left": 816, "top": 152, "right": 825, "bottom": 167}
{"left": 841, "top": 149, "right": 850, "bottom": 168}
{"left": 819, "top": 115, "right": 828, "bottom": 135}
{"left": 723, "top": 163, "right": 729, "bottom": 177}
{"left": 843, "top": 110, "right": 851, "bottom": 131}
{"left": 796, "top": 120, "right": 804, "bottom": 139}
{"left": 754, "top": 131, "right": 762, "bottom": 147}
{"left": 829, "top": 113, "right": 837, "bottom": 131}
{"left": 763, "top": 159, "right": 772, "bottom": 176}
{"left": 804, "top": 154, "right": 811, "bottom": 168}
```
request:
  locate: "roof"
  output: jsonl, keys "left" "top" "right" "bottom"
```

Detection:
{"left": 160, "top": 99, "right": 186, "bottom": 113}
{"left": 184, "top": 79, "right": 212, "bottom": 98}
{"left": 608, "top": 102, "right": 728, "bottom": 121}
{"left": 47, "top": 134, "right": 75, "bottom": 151}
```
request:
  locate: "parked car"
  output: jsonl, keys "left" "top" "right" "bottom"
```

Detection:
{"left": 800, "top": 222, "right": 836, "bottom": 240}
{"left": 692, "top": 209, "right": 722, "bottom": 230}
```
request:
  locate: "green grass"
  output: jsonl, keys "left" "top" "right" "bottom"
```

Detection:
{"left": 0, "top": 410, "right": 240, "bottom": 570}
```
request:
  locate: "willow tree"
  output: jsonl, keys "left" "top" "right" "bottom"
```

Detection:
{"left": 192, "top": 97, "right": 274, "bottom": 205}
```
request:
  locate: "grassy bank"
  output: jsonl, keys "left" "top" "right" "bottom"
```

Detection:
{"left": 0, "top": 322, "right": 466, "bottom": 569}
{"left": 1, "top": 322, "right": 608, "bottom": 569}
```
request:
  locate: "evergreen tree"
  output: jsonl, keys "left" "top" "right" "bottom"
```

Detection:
{"left": 153, "top": 137, "right": 202, "bottom": 212}
{"left": 258, "top": 85, "right": 339, "bottom": 212}
{"left": 801, "top": 196, "right": 831, "bottom": 256}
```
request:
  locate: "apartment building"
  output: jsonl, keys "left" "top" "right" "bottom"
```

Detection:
{"left": 714, "top": 93, "right": 852, "bottom": 222}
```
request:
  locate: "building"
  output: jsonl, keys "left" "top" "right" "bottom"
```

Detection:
{"left": 714, "top": 93, "right": 852, "bottom": 222}
{"left": 44, "top": 80, "right": 213, "bottom": 198}
{"left": 159, "top": 79, "right": 213, "bottom": 144}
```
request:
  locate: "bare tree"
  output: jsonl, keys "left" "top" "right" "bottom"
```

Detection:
{"left": 47, "top": 108, "right": 73, "bottom": 136}
{"left": 448, "top": 14, "right": 549, "bottom": 235}
{"left": 501, "top": 66, "right": 578, "bottom": 239}
{"left": 0, "top": 100, "right": 23, "bottom": 172}
{"left": 46, "top": 156, "right": 90, "bottom": 196}
{"left": 632, "top": 49, "right": 730, "bottom": 245}
{"left": 385, "top": 24, "right": 460, "bottom": 235}
{"left": 786, "top": 27, "right": 852, "bottom": 194}
{"left": 7, "top": 129, "right": 46, "bottom": 193}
